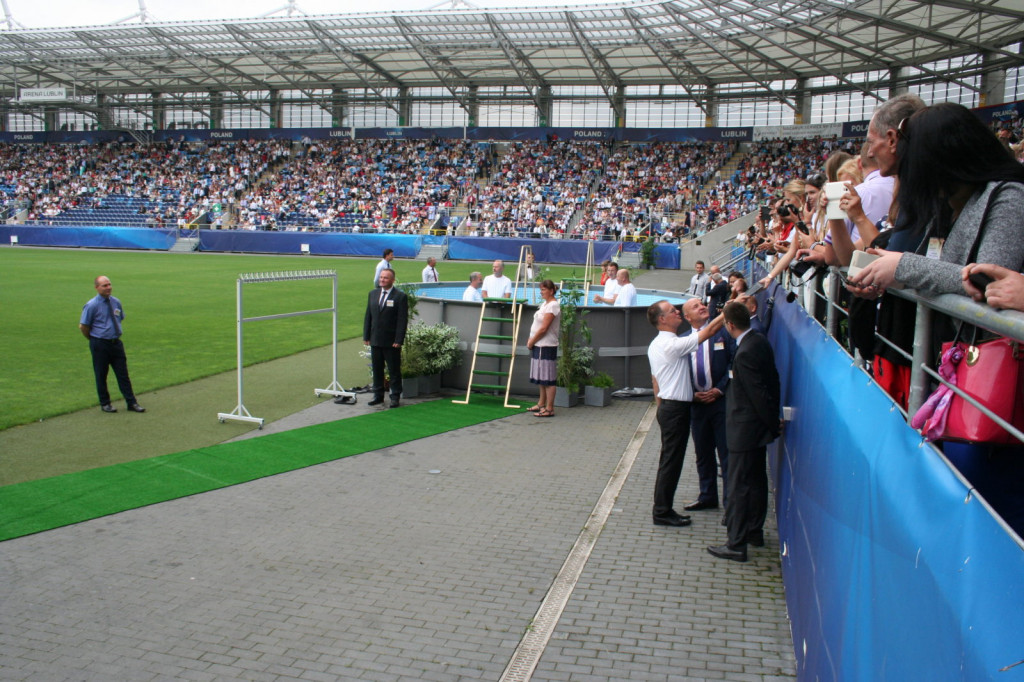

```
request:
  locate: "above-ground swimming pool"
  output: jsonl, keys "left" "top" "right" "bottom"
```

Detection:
{"left": 412, "top": 281, "right": 692, "bottom": 395}
{"left": 413, "top": 282, "right": 688, "bottom": 308}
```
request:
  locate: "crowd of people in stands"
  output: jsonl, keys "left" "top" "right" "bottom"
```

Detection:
{"left": 0, "top": 139, "right": 287, "bottom": 227}
{"left": 1, "top": 136, "right": 753, "bottom": 237}
{"left": 2, "top": 116, "right": 1019, "bottom": 249}
{"left": 462, "top": 140, "right": 604, "bottom": 238}
{"left": 574, "top": 141, "right": 730, "bottom": 241}
{"left": 234, "top": 138, "right": 486, "bottom": 232}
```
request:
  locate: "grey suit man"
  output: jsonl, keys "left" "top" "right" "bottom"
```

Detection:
{"left": 708, "top": 302, "right": 780, "bottom": 563}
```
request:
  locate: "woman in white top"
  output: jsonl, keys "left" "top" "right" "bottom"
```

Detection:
{"left": 526, "top": 280, "right": 561, "bottom": 418}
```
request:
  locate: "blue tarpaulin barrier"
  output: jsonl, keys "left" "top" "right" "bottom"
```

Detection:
{"left": 197, "top": 230, "right": 422, "bottom": 258}
{"left": 0, "top": 226, "right": 176, "bottom": 250}
{"left": 0, "top": 224, "right": 681, "bottom": 268}
{"left": 766, "top": 286, "right": 1024, "bottom": 681}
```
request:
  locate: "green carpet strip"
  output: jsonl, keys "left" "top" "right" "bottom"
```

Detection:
{"left": 0, "top": 397, "right": 521, "bottom": 542}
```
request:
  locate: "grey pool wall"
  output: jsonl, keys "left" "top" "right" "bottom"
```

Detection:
{"left": 413, "top": 282, "right": 693, "bottom": 396}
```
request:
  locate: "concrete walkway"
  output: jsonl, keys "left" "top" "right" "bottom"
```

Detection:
{"left": 0, "top": 266, "right": 795, "bottom": 682}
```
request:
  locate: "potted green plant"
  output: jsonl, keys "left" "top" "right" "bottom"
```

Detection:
{"left": 640, "top": 236, "right": 657, "bottom": 270}
{"left": 555, "top": 274, "right": 593, "bottom": 407}
{"left": 585, "top": 371, "right": 615, "bottom": 407}
{"left": 401, "top": 322, "right": 461, "bottom": 395}
{"left": 396, "top": 281, "right": 420, "bottom": 319}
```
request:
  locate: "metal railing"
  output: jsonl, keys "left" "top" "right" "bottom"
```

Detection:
{"left": 766, "top": 261, "right": 1024, "bottom": 445}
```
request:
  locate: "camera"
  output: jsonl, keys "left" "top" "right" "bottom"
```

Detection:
{"left": 777, "top": 203, "right": 799, "bottom": 219}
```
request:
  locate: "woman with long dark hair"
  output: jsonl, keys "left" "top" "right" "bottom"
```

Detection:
{"left": 849, "top": 102, "right": 1024, "bottom": 295}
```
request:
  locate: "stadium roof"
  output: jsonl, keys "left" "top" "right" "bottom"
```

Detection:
{"left": 1, "top": 0, "right": 1022, "bottom": 117}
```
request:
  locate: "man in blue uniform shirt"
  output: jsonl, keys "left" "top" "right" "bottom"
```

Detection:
{"left": 79, "top": 275, "right": 145, "bottom": 413}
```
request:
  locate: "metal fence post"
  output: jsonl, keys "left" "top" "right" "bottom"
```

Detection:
{"left": 825, "top": 267, "right": 840, "bottom": 340}
{"left": 907, "top": 302, "right": 934, "bottom": 417}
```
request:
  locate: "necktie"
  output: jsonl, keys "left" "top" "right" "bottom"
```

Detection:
{"left": 696, "top": 340, "right": 707, "bottom": 390}
{"left": 379, "top": 290, "right": 388, "bottom": 309}
{"left": 431, "top": 268, "right": 437, "bottom": 282}
{"left": 106, "top": 297, "right": 122, "bottom": 337}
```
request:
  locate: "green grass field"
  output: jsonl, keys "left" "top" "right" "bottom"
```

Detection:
{"left": 0, "top": 248, "right": 581, "bottom": 431}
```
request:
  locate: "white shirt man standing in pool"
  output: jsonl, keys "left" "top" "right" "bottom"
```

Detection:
{"left": 613, "top": 269, "right": 637, "bottom": 307}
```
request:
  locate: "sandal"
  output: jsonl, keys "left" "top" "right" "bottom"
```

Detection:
{"left": 526, "top": 405, "right": 544, "bottom": 413}
{"left": 535, "top": 409, "right": 555, "bottom": 418}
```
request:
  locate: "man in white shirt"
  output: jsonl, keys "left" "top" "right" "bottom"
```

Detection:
{"left": 646, "top": 299, "right": 728, "bottom": 527}
{"left": 462, "top": 272, "right": 483, "bottom": 302}
{"left": 373, "top": 249, "right": 394, "bottom": 285}
{"left": 613, "top": 269, "right": 637, "bottom": 307}
{"left": 688, "top": 260, "right": 710, "bottom": 300}
{"left": 481, "top": 260, "right": 512, "bottom": 299}
{"left": 421, "top": 257, "right": 440, "bottom": 283}
{"left": 593, "top": 262, "right": 621, "bottom": 305}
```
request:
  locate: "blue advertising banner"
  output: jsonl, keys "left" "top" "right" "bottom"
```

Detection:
{"left": 465, "top": 127, "right": 752, "bottom": 143}
{"left": 0, "top": 131, "right": 47, "bottom": 144}
{"left": 974, "top": 100, "right": 1024, "bottom": 126}
{"left": 446, "top": 237, "right": 619, "bottom": 264}
{"left": 767, "top": 288, "right": 1024, "bottom": 680}
{"left": 841, "top": 119, "right": 871, "bottom": 139}
{"left": 197, "top": 230, "right": 422, "bottom": 258}
{"left": 353, "top": 127, "right": 465, "bottom": 140}
{"left": 618, "top": 127, "right": 753, "bottom": 142}
{"left": 0, "top": 225, "right": 175, "bottom": 250}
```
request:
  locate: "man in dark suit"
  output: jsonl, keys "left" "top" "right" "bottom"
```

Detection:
{"left": 745, "top": 295, "right": 766, "bottom": 334}
{"left": 681, "top": 298, "right": 735, "bottom": 512}
{"left": 705, "top": 266, "right": 730, "bottom": 316}
{"left": 363, "top": 268, "right": 409, "bottom": 408}
{"left": 708, "top": 302, "right": 780, "bottom": 563}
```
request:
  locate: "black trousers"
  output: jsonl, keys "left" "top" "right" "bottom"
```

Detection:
{"left": 691, "top": 398, "right": 729, "bottom": 506}
{"left": 370, "top": 344, "right": 403, "bottom": 400}
{"left": 89, "top": 336, "right": 136, "bottom": 406}
{"left": 653, "top": 399, "right": 691, "bottom": 518}
{"left": 724, "top": 446, "right": 768, "bottom": 551}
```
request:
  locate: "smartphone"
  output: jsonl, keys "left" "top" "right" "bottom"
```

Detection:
{"left": 968, "top": 272, "right": 994, "bottom": 291}
{"left": 759, "top": 206, "right": 770, "bottom": 221}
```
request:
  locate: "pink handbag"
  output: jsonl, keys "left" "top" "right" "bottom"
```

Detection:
{"left": 915, "top": 337, "right": 1024, "bottom": 445}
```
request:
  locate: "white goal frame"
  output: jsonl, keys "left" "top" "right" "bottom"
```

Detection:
{"left": 217, "top": 270, "right": 355, "bottom": 428}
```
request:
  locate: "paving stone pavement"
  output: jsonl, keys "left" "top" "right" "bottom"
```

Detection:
{"left": 0, "top": 393, "right": 796, "bottom": 681}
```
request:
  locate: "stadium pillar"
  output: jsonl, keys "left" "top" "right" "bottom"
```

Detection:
{"left": 614, "top": 85, "right": 626, "bottom": 127}
{"left": 467, "top": 85, "right": 478, "bottom": 127}
{"left": 704, "top": 84, "right": 718, "bottom": 127}
{"left": 43, "top": 106, "right": 58, "bottom": 132}
{"left": 269, "top": 89, "right": 282, "bottom": 129}
{"left": 538, "top": 85, "right": 552, "bottom": 127}
{"left": 152, "top": 92, "right": 165, "bottom": 130}
{"left": 889, "top": 67, "right": 910, "bottom": 97}
{"left": 209, "top": 91, "right": 223, "bottom": 129}
{"left": 95, "top": 93, "right": 111, "bottom": 130}
{"left": 794, "top": 78, "right": 811, "bottom": 125}
{"left": 398, "top": 87, "right": 411, "bottom": 126}
{"left": 332, "top": 88, "right": 347, "bottom": 128}
{"left": 980, "top": 52, "right": 1007, "bottom": 107}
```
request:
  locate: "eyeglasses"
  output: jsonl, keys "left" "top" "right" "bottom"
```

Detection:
{"left": 897, "top": 117, "right": 911, "bottom": 140}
